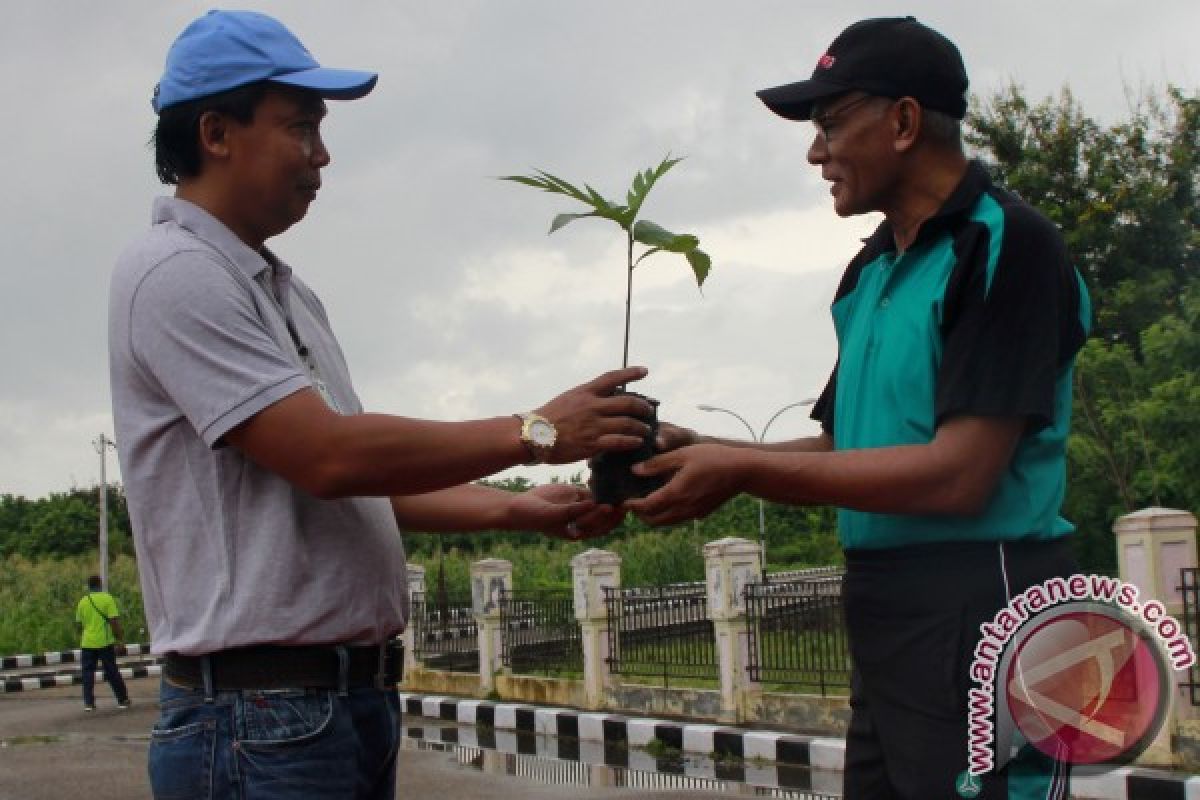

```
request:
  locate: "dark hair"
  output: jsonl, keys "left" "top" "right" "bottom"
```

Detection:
{"left": 152, "top": 81, "right": 271, "bottom": 185}
{"left": 87, "top": 575, "right": 102, "bottom": 590}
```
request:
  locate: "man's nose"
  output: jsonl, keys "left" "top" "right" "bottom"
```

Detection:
{"left": 311, "top": 133, "right": 331, "bottom": 168}
{"left": 807, "top": 131, "right": 827, "bottom": 165}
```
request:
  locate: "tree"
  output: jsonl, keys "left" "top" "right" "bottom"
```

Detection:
{"left": 968, "top": 86, "right": 1199, "bottom": 572}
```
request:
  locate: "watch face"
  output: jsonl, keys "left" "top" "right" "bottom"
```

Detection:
{"left": 530, "top": 420, "right": 556, "bottom": 446}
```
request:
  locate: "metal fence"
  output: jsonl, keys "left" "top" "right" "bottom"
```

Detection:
{"left": 767, "top": 565, "right": 844, "bottom": 583}
{"left": 1179, "top": 567, "right": 1200, "bottom": 705}
{"left": 744, "top": 572, "right": 851, "bottom": 695}
{"left": 500, "top": 588, "right": 582, "bottom": 675}
{"left": 604, "top": 582, "right": 718, "bottom": 685}
{"left": 410, "top": 591, "right": 479, "bottom": 672}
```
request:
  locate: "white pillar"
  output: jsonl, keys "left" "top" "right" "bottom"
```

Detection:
{"left": 571, "top": 548, "right": 621, "bottom": 709}
{"left": 471, "top": 558, "right": 513, "bottom": 692}
{"left": 1114, "top": 508, "right": 1199, "bottom": 765}
{"left": 703, "top": 537, "right": 763, "bottom": 718}
{"left": 1115, "top": 507, "right": 1198, "bottom": 618}
{"left": 403, "top": 563, "right": 426, "bottom": 677}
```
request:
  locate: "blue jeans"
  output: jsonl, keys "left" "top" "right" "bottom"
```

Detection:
{"left": 81, "top": 645, "right": 129, "bottom": 707}
{"left": 148, "top": 678, "right": 401, "bottom": 799}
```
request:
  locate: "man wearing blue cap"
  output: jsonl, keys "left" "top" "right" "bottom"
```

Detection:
{"left": 628, "top": 17, "right": 1091, "bottom": 799}
{"left": 111, "top": 10, "right": 651, "bottom": 798}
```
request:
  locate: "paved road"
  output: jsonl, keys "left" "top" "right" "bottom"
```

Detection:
{"left": 0, "top": 680, "right": 758, "bottom": 800}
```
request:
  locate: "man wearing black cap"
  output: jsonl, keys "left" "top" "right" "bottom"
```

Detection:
{"left": 628, "top": 17, "right": 1090, "bottom": 799}
{"left": 111, "top": 10, "right": 650, "bottom": 799}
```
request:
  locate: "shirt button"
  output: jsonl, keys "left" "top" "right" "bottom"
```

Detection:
{"left": 880, "top": 296, "right": 890, "bottom": 308}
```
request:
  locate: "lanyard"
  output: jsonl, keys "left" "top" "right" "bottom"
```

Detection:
{"left": 260, "top": 262, "right": 342, "bottom": 413}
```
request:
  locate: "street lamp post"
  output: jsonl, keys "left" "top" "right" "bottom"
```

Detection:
{"left": 93, "top": 434, "right": 116, "bottom": 591}
{"left": 696, "top": 399, "right": 816, "bottom": 577}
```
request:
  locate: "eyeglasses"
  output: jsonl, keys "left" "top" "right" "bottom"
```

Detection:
{"left": 811, "top": 94, "right": 884, "bottom": 139}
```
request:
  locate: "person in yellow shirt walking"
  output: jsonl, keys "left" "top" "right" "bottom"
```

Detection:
{"left": 75, "top": 575, "right": 131, "bottom": 712}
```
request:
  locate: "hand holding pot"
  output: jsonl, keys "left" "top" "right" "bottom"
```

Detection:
{"left": 624, "top": 443, "right": 748, "bottom": 526}
{"left": 505, "top": 483, "right": 626, "bottom": 541}
{"left": 534, "top": 366, "right": 654, "bottom": 464}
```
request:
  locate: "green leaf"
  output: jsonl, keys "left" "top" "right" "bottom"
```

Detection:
{"left": 625, "top": 155, "right": 684, "bottom": 220}
{"left": 632, "top": 219, "right": 699, "bottom": 253}
{"left": 633, "top": 247, "right": 663, "bottom": 267}
{"left": 549, "top": 212, "right": 598, "bottom": 234}
{"left": 502, "top": 167, "right": 639, "bottom": 231}
{"left": 686, "top": 249, "right": 712, "bottom": 287}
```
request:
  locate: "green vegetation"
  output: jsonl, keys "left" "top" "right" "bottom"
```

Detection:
{"left": 969, "top": 85, "right": 1199, "bottom": 573}
{"left": 0, "top": 487, "right": 132, "bottom": 560}
{"left": 0, "top": 554, "right": 146, "bottom": 654}
{"left": 642, "top": 737, "right": 682, "bottom": 760}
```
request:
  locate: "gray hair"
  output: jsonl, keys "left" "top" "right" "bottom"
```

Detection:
{"left": 922, "top": 108, "right": 963, "bottom": 151}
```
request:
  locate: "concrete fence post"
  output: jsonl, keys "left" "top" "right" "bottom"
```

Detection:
{"left": 571, "top": 548, "right": 621, "bottom": 709}
{"left": 1115, "top": 507, "right": 1198, "bottom": 619}
{"left": 471, "top": 558, "right": 512, "bottom": 694}
{"left": 703, "top": 536, "right": 763, "bottom": 721}
{"left": 403, "top": 563, "right": 426, "bottom": 678}
{"left": 1114, "top": 508, "right": 1200, "bottom": 764}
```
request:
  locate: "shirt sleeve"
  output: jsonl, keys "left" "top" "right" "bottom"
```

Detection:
{"left": 811, "top": 363, "right": 838, "bottom": 437}
{"left": 128, "top": 251, "right": 310, "bottom": 447}
{"left": 935, "top": 203, "right": 1082, "bottom": 432}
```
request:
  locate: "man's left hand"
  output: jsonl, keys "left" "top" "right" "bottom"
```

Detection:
{"left": 509, "top": 483, "right": 626, "bottom": 541}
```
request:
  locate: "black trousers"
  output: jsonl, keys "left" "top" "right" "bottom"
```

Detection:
{"left": 81, "top": 645, "right": 129, "bottom": 707}
{"left": 841, "top": 538, "right": 1077, "bottom": 800}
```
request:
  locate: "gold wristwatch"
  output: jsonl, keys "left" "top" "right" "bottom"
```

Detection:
{"left": 515, "top": 412, "right": 557, "bottom": 465}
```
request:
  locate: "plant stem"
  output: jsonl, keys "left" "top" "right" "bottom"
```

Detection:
{"left": 622, "top": 230, "right": 634, "bottom": 374}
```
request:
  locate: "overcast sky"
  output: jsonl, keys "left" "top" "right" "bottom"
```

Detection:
{"left": 0, "top": 1, "right": 1195, "bottom": 498}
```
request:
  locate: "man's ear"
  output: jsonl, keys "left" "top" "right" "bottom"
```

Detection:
{"left": 893, "top": 97, "right": 921, "bottom": 154}
{"left": 197, "top": 110, "right": 233, "bottom": 160}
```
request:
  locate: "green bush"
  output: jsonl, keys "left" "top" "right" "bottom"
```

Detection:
{"left": 0, "top": 554, "right": 146, "bottom": 655}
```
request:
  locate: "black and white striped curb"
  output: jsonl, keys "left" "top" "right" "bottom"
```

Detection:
{"left": 4, "top": 657, "right": 160, "bottom": 683}
{"left": 398, "top": 692, "right": 844, "bottom": 795}
{"left": 1, "top": 643, "right": 152, "bottom": 670}
{"left": 2, "top": 644, "right": 160, "bottom": 694}
{"left": 2, "top": 663, "right": 161, "bottom": 694}
{"left": 397, "top": 693, "right": 1200, "bottom": 800}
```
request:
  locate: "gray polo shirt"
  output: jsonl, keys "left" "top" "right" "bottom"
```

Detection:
{"left": 109, "top": 197, "right": 408, "bottom": 655}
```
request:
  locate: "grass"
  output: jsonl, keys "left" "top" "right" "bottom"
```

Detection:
{"left": 0, "top": 554, "right": 147, "bottom": 655}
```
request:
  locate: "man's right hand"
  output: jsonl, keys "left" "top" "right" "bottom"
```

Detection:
{"left": 534, "top": 366, "right": 654, "bottom": 464}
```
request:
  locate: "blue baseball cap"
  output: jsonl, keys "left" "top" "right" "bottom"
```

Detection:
{"left": 152, "top": 10, "right": 378, "bottom": 113}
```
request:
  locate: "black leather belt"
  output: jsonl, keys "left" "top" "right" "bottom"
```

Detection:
{"left": 164, "top": 641, "right": 403, "bottom": 691}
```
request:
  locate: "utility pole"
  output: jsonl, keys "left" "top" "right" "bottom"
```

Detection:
{"left": 93, "top": 434, "right": 116, "bottom": 591}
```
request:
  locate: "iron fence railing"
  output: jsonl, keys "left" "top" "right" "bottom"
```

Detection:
{"left": 410, "top": 591, "right": 479, "bottom": 672}
{"left": 766, "top": 565, "right": 844, "bottom": 583}
{"left": 1179, "top": 567, "right": 1200, "bottom": 705}
{"left": 500, "top": 588, "right": 582, "bottom": 675}
{"left": 604, "top": 582, "right": 717, "bottom": 685}
{"left": 745, "top": 572, "right": 851, "bottom": 695}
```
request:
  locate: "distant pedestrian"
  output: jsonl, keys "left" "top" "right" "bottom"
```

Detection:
{"left": 76, "top": 575, "right": 131, "bottom": 711}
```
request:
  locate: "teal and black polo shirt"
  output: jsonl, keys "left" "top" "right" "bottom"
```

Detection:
{"left": 811, "top": 161, "right": 1091, "bottom": 550}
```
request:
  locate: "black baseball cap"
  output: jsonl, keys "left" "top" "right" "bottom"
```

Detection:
{"left": 757, "top": 16, "right": 968, "bottom": 121}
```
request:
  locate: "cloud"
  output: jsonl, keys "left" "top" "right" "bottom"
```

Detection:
{"left": 0, "top": 0, "right": 1196, "bottom": 497}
